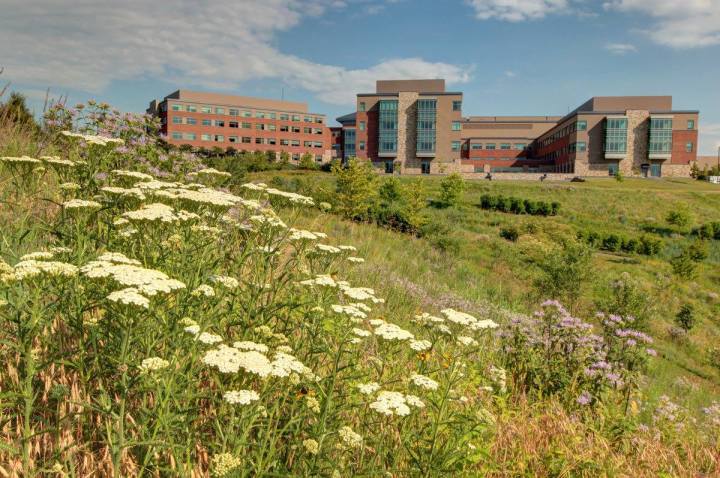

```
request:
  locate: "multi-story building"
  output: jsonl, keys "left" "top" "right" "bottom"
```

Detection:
{"left": 460, "top": 116, "right": 561, "bottom": 173}
{"left": 351, "top": 79, "right": 463, "bottom": 174}
{"left": 335, "top": 83, "right": 699, "bottom": 177}
{"left": 531, "top": 96, "right": 699, "bottom": 177}
{"left": 147, "top": 90, "right": 333, "bottom": 163}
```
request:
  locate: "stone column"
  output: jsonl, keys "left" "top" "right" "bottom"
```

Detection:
{"left": 625, "top": 110, "right": 650, "bottom": 175}
{"left": 397, "top": 92, "right": 418, "bottom": 174}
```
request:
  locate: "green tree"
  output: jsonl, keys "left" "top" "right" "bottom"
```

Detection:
{"left": 438, "top": 173, "right": 465, "bottom": 207}
{"left": 535, "top": 241, "right": 594, "bottom": 312}
{"left": 666, "top": 209, "right": 692, "bottom": 228}
{"left": 332, "top": 158, "right": 376, "bottom": 220}
{"left": 0, "top": 92, "right": 37, "bottom": 129}
{"left": 298, "top": 152, "right": 316, "bottom": 170}
{"left": 675, "top": 304, "right": 696, "bottom": 332}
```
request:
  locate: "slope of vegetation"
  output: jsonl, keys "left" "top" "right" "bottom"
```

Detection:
{"left": 0, "top": 95, "right": 718, "bottom": 477}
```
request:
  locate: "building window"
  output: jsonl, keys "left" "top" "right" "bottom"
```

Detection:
{"left": 186, "top": 105, "right": 197, "bottom": 112}
{"left": 292, "top": 153, "right": 300, "bottom": 161}
{"left": 577, "top": 120, "right": 587, "bottom": 131}
{"left": 471, "top": 144, "right": 482, "bottom": 150}
{"left": 215, "top": 135, "right": 223, "bottom": 142}
{"left": 687, "top": 119, "right": 695, "bottom": 130}
{"left": 172, "top": 132, "right": 182, "bottom": 140}
{"left": 359, "top": 121, "right": 366, "bottom": 131}
{"left": 280, "top": 113, "right": 289, "bottom": 121}
{"left": 215, "top": 108, "right": 225, "bottom": 115}
{"left": 359, "top": 102, "right": 366, "bottom": 112}
{"left": 183, "top": 133, "right": 196, "bottom": 140}
{"left": 485, "top": 143, "right": 496, "bottom": 150}
{"left": 172, "top": 116, "right": 182, "bottom": 124}
{"left": 686, "top": 142, "right": 694, "bottom": 152}
{"left": 229, "top": 136, "right": 238, "bottom": 143}
{"left": 451, "top": 141, "right": 461, "bottom": 152}
{"left": 421, "top": 162, "right": 431, "bottom": 174}
{"left": 171, "top": 104, "right": 182, "bottom": 111}
{"left": 268, "top": 112, "right": 276, "bottom": 120}
{"left": 605, "top": 117, "right": 628, "bottom": 153}
{"left": 241, "top": 122, "right": 251, "bottom": 129}
{"left": 378, "top": 100, "right": 398, "bottom": 154}
{"left": 416, "top": 99, "right": 437, "bottom": 153}
{"left": 229, "top": 121, "right": 238, "bottom": 128}
{"left": 500, "top": 143, "right": 511, "bottom": 150}
{"left": 576, "top": 141, "right": 586, "bottom": 152}
{"left": 202, "top": 119, "right": 211, "bottom": 126}
{"left": 452, "top": 121, "right": 461, "bottom": 131}
{"left": 648, "top": 117, "right": 672, "bottom": 154}
{"left": 255, "top": 138, "right": 263, "bottom": 144}
{"left": 292, "top": 115, "right": 301, "bottom": 122}
{"left": 242, "top": 111, "right": 252, "bottom": 118}
{"left": 304, "top": 116, "right": 312, "bottom": 123}
{"left": 343, "top": 128, "right": 356, "bottom": 159}
{"left": 186, "top": 117, "right": 197, "bottom": 125}
{"left": 315, "top": 117, "right": 324, "bottom": 124}
{"left": 201, "top": 106, "right": 212, "bottom": 114}
{"left": 268, "top": 138, "right": 276, "bottom": 145}
{"left": 229, "top": 108, "right": 239, "bottom": 116}
{"left": 201, "top": 134, "right": 211, "bottom": 141}
{"left": 452, "top": 100, "right": 462, "bottom": 112}
{"left": 268, "top": 124, "right": 276, "bottom": 131}
{"left": 359, "top": 141, "right": 365, "bottom": 151}
{"left": 384, "top": 161, "right": 394, "bottom": 174}
{"left": 242, "top": 137, "right": 251, "bottom": 143}
{"left": 215, "top": 120, "right": 225, "bottom": 127}
{"left": 513, "top": 143, "right": 526, "bottom": 150}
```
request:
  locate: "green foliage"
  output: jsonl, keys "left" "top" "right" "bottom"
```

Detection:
{"left": 675, "top": 304, "right": 696, "bottom": 332}
{"left": 577, "top": 230, "right": 662, "bottom": 256}
{"left": 298, "top": 152, "right": 317, "bottom": 170}
{"left": 438, "top": 173, "right": 465, "bottom": 207}
{"left": 595, "top": 274, "right": 652, "bottom": 330}
{"left": 332, "top": 157, "right": 376, "bottom": 220}
{"left": 534, "top": 241, "right": 593, "bottom": 311}
{"left": 0, "top": 92, "right": 38, "bottom": 130}
{"left": 479, "top": 193, "right": 560, "bottom": 216}
{"left": 670, "top": 240, "right": 708, "bottom": 279}
{"left": 500, "top": 226, "right": 519, "bottom": 242}
{"left": 666, "top": 209, "right": 692, "bottom": 228}
{"left": 615, "top": 170, "right": 624, "bottom": 182}
{"left": 692, "top": 221, "right": 720, "bottom": 240}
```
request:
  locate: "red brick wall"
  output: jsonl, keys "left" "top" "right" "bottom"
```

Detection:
{"left": 671, "top": 129, "right": 698, "bottom": 164}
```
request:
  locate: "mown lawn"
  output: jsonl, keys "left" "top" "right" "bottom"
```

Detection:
{"left": 251, "top": 170, "right": 720, "bottom": 411}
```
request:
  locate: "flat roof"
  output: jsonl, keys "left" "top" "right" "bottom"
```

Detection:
{"left": 162, "top": 90, "right": 326, "bottom": 116}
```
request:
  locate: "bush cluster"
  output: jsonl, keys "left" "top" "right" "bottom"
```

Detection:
{"left": 692, "top": 222, "right": 720, "bottom": 240}
{"left": 479, "top": 194, "right": 560, "bottom": 216}
{"left": 576, "top": 230, "right": 662, "bottom": 256}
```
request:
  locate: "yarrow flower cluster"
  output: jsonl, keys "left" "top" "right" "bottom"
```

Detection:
{"left": 223, "top": 389, "right": 260, "bottom": 405}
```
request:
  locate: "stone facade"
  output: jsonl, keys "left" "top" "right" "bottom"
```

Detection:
{"left": 397, "top": 92, "right": 419, "bottom": 174}
{"left": 625, "top": 110, "right": 650, "bottom": 174}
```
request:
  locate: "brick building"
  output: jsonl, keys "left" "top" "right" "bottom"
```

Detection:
{"left": 147, "top": 90, "right": 333, "bottom": 163}
{"left": 349, "top": 79, "right": 463, "bottom": 174}
{"left": 333, "top": 84, "right": 700, "bottom": 177}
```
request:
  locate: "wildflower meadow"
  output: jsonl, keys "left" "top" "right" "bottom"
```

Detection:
{"left": 0, "top": 100, "right": 718, "bottom": 477}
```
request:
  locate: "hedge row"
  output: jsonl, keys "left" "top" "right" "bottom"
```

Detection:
{"left": 692, "top": 222, "right": 720, "bottom": 240}
{"left": 479, "top": 194, "right": 560, "bottom": 216}
{"left": 576, "top": 230, "right": 663, "bottom": 256}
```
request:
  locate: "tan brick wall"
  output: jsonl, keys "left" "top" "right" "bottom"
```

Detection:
{"left": 397, "top": 92, "right": 419, "bottom": 174}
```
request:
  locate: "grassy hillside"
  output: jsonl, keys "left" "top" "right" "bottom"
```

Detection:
{"left": 250, "top": 170, "right": 720, "bottom": 411}
{"left": 1, "top": 100, "right": 718, "bottom": 476}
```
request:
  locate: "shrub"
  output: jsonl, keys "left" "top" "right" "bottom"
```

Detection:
{"left": 509, "top": 197, "right": 525, "bottom": 214}
{"left": 332, "top": 158, "right": 376, "bottom": 220}
{"left": 638, "top": 235, "right": 663, "bottom": 256}
{"left": 595, "top": 274, "right": 651, "bottom": 330}
{"left": 419, "top": 220, "right": 461, "bottom": 253}
{"left": 670, "top": 241, "right": 707, "bottom": 279}
{"left": 478, "top": 194, "right": 559, "bottom": 217}
{"left": 675, "top": 304, "right": 696, "bottom": 332}
{"left": 438, "top": 173, "right": 465, "bottom": 207}
{"left": 536, "top": 202, "right": 552, "bottom": 217}
{"left": 621, "top": 238, "right": 639, "bottom": 254}
{"left": 378, "top": 177, "right": 403, "bottom": 203}
{"left": 534, "top": 241, "right": 593, "bottom": 311}
{"left": 500, "top": 226, "right": 520, "bottom": 242}
{"left": 666, "top": 210, "right": 692, "bottom": 228}
{"left": 523, "top": 199, "right": 537, "bottom": 215}
{"left": 601, "top": 234, "right": 622, "bottom": 252}
{"left": 298, "top": 152, "right": 317, "bottom": 170}
{"left": 497, "top": 196, "right": 511, "bottom": 213}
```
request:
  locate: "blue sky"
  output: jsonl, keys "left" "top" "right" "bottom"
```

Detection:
{"left": 2, "top": 0, "right": 719, "bottom": 154}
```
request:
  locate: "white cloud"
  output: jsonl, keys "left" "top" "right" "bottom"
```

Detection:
{"left": 0, "top": 0, "right": 470, "bottom": 105}
{"left": 466, "top": 0, "right": 569, "bottom": 22}
{"left": 504, "top": 70, "right": 517, "bottom": 78}
{"left": 604, "top": 0, "right": 720, "bottom": 48}
{"left": 700, "top": 123, "right": 720, "bottom": 155}
{"left": 605, "top": 42, "right": 637, "bottom": 54}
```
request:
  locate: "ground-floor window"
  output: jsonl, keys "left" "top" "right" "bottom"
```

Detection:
{"left": 385, "top": 160, "right": 394, "bottom": 174}
{"left": 421, "top": 162, "right": 430, "bottom": 174}
{"left": 608, "top": 163, "right": 619, "bottom": 176}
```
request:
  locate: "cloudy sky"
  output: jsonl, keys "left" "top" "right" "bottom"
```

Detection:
{"left": 1, "top": 0, "right": 719, "bottom": 154}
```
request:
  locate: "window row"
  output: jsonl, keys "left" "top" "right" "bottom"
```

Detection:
{"left": 170, "top": 132, "right": 323, "bottom": 147}
{"left": 168, "top": 103, "right": 324, "bottom": 123}
{"left": 470, "top": 143, "right": 527, "bottom": 150}
{"left": 171, "top": 116, "right": 324, "bottom": 133}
